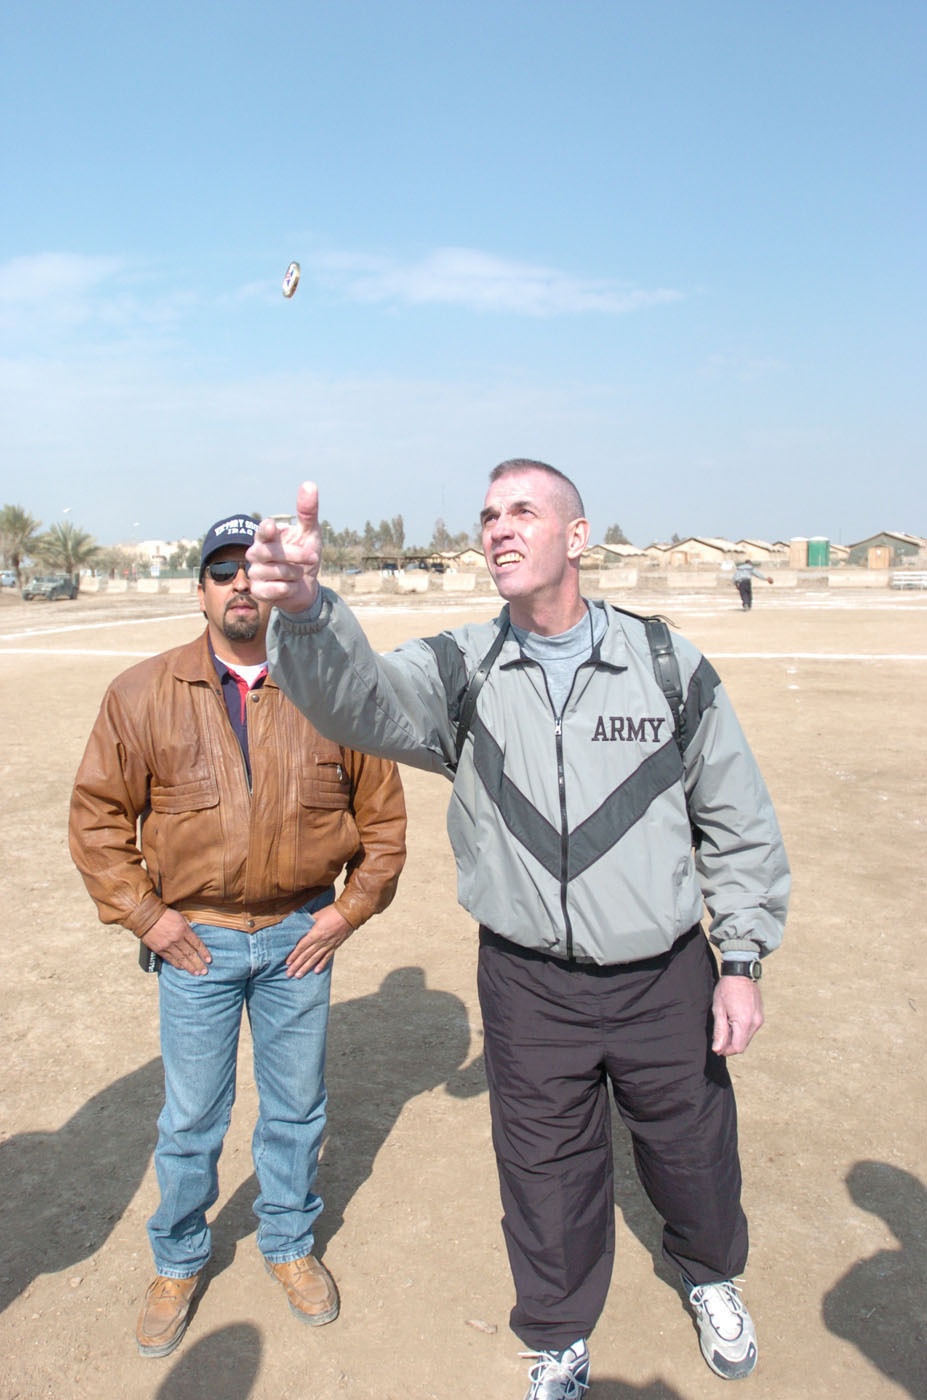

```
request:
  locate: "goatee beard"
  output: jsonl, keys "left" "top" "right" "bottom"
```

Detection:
{"left": 222, "top": 612, "right": 261, "bottom": 643}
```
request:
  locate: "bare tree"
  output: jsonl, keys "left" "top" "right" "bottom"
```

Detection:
{"left": 430, "top": 517, "right": 453, "bottom": 552}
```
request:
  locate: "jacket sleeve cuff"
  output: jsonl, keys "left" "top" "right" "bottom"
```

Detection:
{"left": 718, "top": 937, "right": 764, "bottom": 959}
{"left": 274, "top": 588, "right": 331, "bottom": 632}
{"left": 125, "top": 892, "right": 169, "bottom": 939}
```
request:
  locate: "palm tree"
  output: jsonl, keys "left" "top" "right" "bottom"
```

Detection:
{"left": 0, "top": 504, "right": 42, "bottom": 586}
{"left": 36, "top": 521, "right": 101, "bottom": 592}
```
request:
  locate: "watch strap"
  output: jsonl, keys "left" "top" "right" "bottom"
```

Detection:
{"left": 722, "top": 959, "right": 762, "bottom": 980}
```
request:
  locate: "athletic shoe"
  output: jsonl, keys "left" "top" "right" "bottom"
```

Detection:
{"left": 684, "top": 1277, "right": 758, "bottom": 1379}
{"left": 519, "top": 1338, "right": 590, "bottom": 1398}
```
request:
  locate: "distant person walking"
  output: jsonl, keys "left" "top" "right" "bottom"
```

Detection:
{"left": 732, "top": 560, "right": 773, "bottom": 610}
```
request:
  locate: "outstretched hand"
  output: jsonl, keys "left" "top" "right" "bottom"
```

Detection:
{"left": 247, "top": 481, "right": 323, "bottom": 614}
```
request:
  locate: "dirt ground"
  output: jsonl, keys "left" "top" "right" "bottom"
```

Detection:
{"left": 1, "top": 582, "right": 924, "bottom": 1400}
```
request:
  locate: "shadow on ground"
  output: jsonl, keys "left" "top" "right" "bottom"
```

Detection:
{"left": 822, "top": 1159, "right": 926, "bottom": 1398}
{"left": 590, "top": 1385, "right": 683, "bottom": 1399}
{"left": 154, "top": 1322, "right": 262, "bottom": 1399}
{"left": 208, "top": 964, "right": 484, "bottom": 1270}
{"left": 0, "top": 1057, "right": 162, "bottom": 1313}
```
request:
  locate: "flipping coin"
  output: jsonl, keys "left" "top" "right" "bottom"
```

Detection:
{"left": 282, "top": 261, "right": 301, "bottom": 298}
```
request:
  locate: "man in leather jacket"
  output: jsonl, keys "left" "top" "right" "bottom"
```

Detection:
{"left": 69, "top": 513, "right": 406, "bottom": 1359}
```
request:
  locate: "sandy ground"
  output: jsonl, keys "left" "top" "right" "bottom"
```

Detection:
{"left": 0, "top": 582, "right": 924, "bottom": 1400}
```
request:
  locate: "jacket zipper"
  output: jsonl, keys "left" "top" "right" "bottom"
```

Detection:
{"left": 552, "top": 660, "right": 598, "bottom": 963}
{"left": 210, "top": 683, "right": 253, "bottom": 796}
{"left": 554, "top": 712, "right": 574, "bottom": 960}
{"left": 534, "top": 653, "right": 593, "bottom": 964}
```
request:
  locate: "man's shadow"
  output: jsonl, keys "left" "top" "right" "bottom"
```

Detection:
{"left": 154, "top": 1323, "right": 262, "bottom": 1400}
{"left": 822, "top": 1160, "right": 926, "bottom": 1398}
{"left": 211, "top": 966, "right": 485, "bottom": 1263}
{"left": 0, "top": 1058, "right": 162, "bottom": 1313}
{"left": 588, "top": 1385, "right": 683, "bottom": 1399}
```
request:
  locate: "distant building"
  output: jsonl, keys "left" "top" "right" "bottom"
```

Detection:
{"left": 445, "top": 546, "right": 487, "bottom": 569}
{"left": 732, "top": 539, "right": 787, "bottom": 563}
{"left": 584, "top": 542, "right": 647, "bottom": 567}
{"left": 656, "top": 537, "right": 738, "bottom": 567}
{"left": 846, "top": 531, "right": 927, "bottom": 568}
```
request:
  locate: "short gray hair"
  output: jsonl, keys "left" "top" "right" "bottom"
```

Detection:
{"left": 488, "top": 459, "right": 585, "bottom": 520}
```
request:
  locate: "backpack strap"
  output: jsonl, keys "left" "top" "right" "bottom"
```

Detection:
{"left": 643, "top": 616, "right": 687, "bottom": 755}
{"left": 609, "top": 604, "right": 687, "bottom": 757}
{"left": 454, "top": 613, "right": 510, "bottom": 766}
{"left": 454, "top": 606, "right": 688, "bottom": 766}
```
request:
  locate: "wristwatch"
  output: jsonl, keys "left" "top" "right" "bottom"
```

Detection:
{"left": 722, "top": 958, "right": 763, "bottom": 980}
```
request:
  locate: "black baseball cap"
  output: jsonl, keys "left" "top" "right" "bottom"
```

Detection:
{"left": 200, "top": 514, "right": 259, "bottom": 575}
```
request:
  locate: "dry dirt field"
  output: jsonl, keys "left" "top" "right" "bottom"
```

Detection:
{"left": 1, "top": 583, "right": 924, "bottom": 1400}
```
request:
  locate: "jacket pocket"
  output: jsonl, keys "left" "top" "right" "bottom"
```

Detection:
{"left": 297, "top": 752, "right": 351, "bottom": 811}
{"left": 149, "top": 776, "right": 220, "bottom": 813}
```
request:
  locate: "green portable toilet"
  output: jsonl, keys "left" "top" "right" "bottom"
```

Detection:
{"left": 807, "top": 537, "right": 830, "bottom": 567}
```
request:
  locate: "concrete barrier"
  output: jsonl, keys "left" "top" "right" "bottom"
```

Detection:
{"left": 826, "top": 569, "right": 890, "bottom": 588}
{"left": 442, "top": 572, "right": 482, "bottom": 592}
{"left": 595, "top": 569, "right": 639, "bottom": 591}
{"left": 397, "top": 572, "right": 429, "bottom": 594}
{"left": 665, "top": 571, "right": 712, "bottom": 590}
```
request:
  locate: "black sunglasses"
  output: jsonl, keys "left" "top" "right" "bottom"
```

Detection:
{"left": 204, "top": 559, "right": 251, "bottom": 584}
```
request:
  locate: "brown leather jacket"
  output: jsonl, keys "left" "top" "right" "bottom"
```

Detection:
{"left": 69, "top": 631, "right": 406, "bottom": 937}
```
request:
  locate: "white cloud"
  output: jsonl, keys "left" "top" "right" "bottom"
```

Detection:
{"left": 0, "top": 253, "right": 198, "bottom": 353}
{"left": 0, "top": 252, "right": 127, "bottom": 306}
{"left": 312, "top": 246, "right": 683, "bottom": 317}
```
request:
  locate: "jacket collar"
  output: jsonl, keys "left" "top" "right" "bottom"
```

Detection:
{"left": 170, "top": 629, "right": 278, "bottom": 688}
{"left": 496, "top": 599, "right": 629, "bottom": 671}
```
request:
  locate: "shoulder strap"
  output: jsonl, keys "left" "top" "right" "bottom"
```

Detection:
{"left": 454, "top": 613, "right": 510, "bottom": 766}
{"left": 643, "top": 616, "right": 687, "bottom": 755}
{"left": 608, "top": 604, "right": 687, "bottom": 756}
{"left": 454, "top": 606, "right": 688, "bottom": 764}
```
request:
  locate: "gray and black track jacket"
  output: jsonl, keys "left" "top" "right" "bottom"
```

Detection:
{"left": 268, "top": 591, "right": 789, "bottom": 966}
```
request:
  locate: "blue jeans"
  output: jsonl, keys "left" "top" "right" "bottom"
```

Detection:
{"left": 147, "top": 893, "right": 334, "bottom": 1278}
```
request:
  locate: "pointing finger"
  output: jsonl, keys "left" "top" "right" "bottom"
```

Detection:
{"left": 295, "top": 481, "right": 320, "bottom": 535}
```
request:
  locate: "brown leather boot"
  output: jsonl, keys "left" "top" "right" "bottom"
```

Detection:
{"left": 265, "top": 1254, "right": 340, "bottom": 1325}
{"left": 136, "top": 1272, "right": 204, "bottom": 1356}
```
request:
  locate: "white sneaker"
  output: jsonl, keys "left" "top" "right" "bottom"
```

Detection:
{"left": 519, "top": 1338, "right": 590, "bottom": 1399}
{"left": 685, "top": 1277, "right": 758, "bottom": 1379}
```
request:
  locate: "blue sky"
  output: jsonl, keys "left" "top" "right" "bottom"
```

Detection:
{"left": 1, "top": 0, "right": 923, "bottom": 549}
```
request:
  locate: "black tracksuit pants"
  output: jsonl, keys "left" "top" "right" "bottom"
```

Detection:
{"left": 477, "top": 924, "right": 748, "bottom": 1350}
